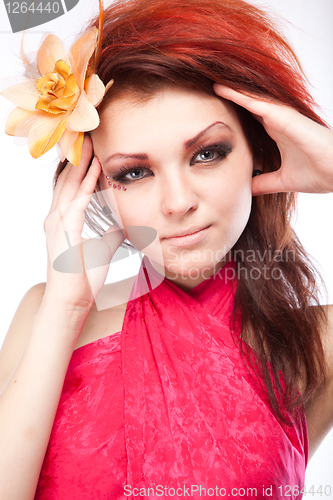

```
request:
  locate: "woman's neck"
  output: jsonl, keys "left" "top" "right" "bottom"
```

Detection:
{"left": 162, "top": 257, "right": 230, "bottom": 292}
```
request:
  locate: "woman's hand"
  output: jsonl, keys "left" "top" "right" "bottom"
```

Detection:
{"left": 213, "top": 84, "right": 333, "bottom": 196}
{"left": 43, "top": 135, "right": 125, "bottom": 311}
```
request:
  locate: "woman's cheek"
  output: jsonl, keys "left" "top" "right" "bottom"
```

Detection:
{"left": 216, "top": 177, "right": 252, "bottom": 239}
{"left": 119, "top": 199, "right": 155, "bottom": 232}
{"left": 118, "top": 201, "right": 165, "bottom": 268}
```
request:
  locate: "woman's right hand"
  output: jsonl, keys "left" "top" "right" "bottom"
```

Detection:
{"left": 43, "top": 135, "right": 125, "bottom": 311}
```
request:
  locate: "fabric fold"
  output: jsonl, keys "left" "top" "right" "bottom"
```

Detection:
{"left": 35, "top": 257, "right": 307, "bottom": 499}
{"left": 121, "top": 257, "right": 307, "bottom": 499}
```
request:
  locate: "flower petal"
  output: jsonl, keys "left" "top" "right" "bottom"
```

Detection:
{"left": 54, "top": 60, "right": 71, "bottom": 80}
{"left": 67, "top": 132, "right": 84, "bottom": 167}
{"left": 48, "top": 94, "right": 78, "bottom": 113}
{"left": 69, "top": 28, "right": 98, "bottom": 90}
{"left": 63, "top": 74, "right": 80, "bottom": 98}
{"left": 66, "top": 91, "right": 100, "bottom": 132}
{"left": 13, "top": 112, "right": 67, "bottom": 158}
{"left": 37, "top": 34, "right": 70, "bottom": 76}
{"left": 58, "top": 129, "right": 79, "bottom": 159}
{"left": 5, "top": 107, "right": 35, "bottom": 136}
{"left": 36, "top": 73, "right": 58, "bottom": 94}
{"left": 29, "top": 116, "right": 67, "bottom": 158}
{"left": 84, "top": 74, "right": 106, "bottom": 107}
{"left": 0, "top": 80, "right": 39, "bottom": 111}
{"left": 36, "top": 95, "right": 61, "bottom": 113}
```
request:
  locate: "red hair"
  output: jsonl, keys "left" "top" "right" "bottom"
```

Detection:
{"left": 91, "top": 0, "right": 326, "bottom": 126}
{"left": 55, "top": 0, "right": 328, "bottom": 423}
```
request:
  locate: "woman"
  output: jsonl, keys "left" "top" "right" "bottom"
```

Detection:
{"left": 0, "top": 0, "right": 332, "bottom": 498}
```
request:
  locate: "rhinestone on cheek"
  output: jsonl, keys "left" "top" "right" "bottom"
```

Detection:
{"left": 102, "top": 170, "right": 126, "bottom": 192}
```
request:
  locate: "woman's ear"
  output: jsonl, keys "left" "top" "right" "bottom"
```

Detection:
{"left": 252, "top": 156, "right": 263, "bottom": 177}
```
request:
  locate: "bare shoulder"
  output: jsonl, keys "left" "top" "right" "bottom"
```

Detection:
{"left": 305, "top": 304, "right": 333, "bottom": 459}
{"left": 0, "top": 282, "right": 47, "bottom": 391}
{"left": 0, "top": 276, "right": 136, "bottom": 389}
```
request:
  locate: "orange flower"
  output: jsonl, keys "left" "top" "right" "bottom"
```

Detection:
{"left": 0, "top": 28, "right": 113, "bottom": 166}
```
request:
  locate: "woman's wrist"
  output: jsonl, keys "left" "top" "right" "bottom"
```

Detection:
{"left": 37, "top": 292, "right": 94, "bottom": 346}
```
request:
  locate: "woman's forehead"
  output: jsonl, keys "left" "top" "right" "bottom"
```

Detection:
{"left": 92, "top": 87, "right": 241, "bottom": 146}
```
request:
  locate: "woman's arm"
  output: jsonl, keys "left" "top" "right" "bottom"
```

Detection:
{"left": 0, "top": 286, "right": 92, "bottom": 500}
{"left": 213, "top": 84, "right": 333, "bottom": 196}
{"left": 0, "top": 135, "right": 124, "bottom": 500}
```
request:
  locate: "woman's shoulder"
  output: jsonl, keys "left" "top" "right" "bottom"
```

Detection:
{"left": 0, "top": 278, "right": 133, "bottom": 388}
{"left": 73, "top": 295, "right": 127, "bottom": 350}
{"left": 0, "top": 282, "right": 48, "bottom": 391}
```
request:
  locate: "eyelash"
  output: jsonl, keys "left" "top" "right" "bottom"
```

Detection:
{"left": 112, "top": 142, "right": 232, "bottom": 185}
{"left": 112, "top": 165, "right": 153, "bottom": 184}
{"left": 190, "top": 142, "right": 232, "bottom": 166}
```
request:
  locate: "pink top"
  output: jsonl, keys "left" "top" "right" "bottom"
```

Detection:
{"left": 35, "top": 259, "right": 308, "bottom": 499}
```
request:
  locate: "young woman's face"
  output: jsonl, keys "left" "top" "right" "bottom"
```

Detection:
{"left": 91, "top": 87, "right": 254, "bottom": 290}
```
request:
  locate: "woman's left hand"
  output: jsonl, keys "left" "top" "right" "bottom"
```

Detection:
{"left": 213, "top": 83, "right": 333, "bottom": 196}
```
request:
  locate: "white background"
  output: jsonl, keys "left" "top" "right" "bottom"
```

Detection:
{"left": 0, "top": 0, "right": 332, "bottom": 494}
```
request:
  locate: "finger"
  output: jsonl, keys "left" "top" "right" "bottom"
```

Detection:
{"left": 50, "top": 135, "right": 94, "bottom": 210}
{"left": 56, "top": 135, "right": 93, "bottom": 202}
{"left": 60, "top": 156, "right": 102, "bottom": 224}
{"left": 213, "top": 83, "right": 277, "bottom": 121}
{"left": 49, "top": 160, "right": 72, "bottom": 208}
{"left": 44, "top": 156, "right": 102, "bottom": 261}
{"left": 75, "top": 155, "right": 102, "bottom": 203}
{"left": 251, "top": 170, "right": 288, "bottom": 196}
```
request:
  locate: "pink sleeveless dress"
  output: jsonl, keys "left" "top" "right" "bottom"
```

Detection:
{"left": 35, "top": 259, "right": 308, "bottom": 499}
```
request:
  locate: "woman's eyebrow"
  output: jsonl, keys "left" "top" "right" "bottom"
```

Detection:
{"left": 104, "top": 152, "right": 148, "bottom": 164}
{"left": 104, "top": 121, "right": 232, "bottom": 164}
{"left": 184, "top": 121, "right": 233, "bottom": 149}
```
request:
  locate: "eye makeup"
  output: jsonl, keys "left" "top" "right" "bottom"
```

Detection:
{"left": 190, "top": 141, "right": 233, "bottom": 166}
{"left": 101, "top": 169, "right": 128, "bottom": 190}
{"left": 101, "top": 131, "right": 234, "bottom": 188}
{"left": 112, "top": 165, "right": 153, "bottom": 184}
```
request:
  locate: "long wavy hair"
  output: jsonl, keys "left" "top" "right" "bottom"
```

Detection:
{"left": 54, "top": 0, "right": 328, "bottom": 423}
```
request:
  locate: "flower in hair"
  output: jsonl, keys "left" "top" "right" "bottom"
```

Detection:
{"left": 0, "top": 27, "right": 112, "bottom": 166}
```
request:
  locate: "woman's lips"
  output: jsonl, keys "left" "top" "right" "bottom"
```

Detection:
{"left": 163, "top": 226, "right": 211, "bottom": 247}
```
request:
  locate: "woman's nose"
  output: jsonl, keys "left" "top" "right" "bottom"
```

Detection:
{"left": 161, "top": 173, "right": 199, "bottom": 216}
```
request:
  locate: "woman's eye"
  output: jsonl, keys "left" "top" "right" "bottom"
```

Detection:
{"left": 114, "top": 166, "right": 153, "bottom": 184}
{"left": 196, "top": 150, "right": 218, "bottom": 161}
{"left": 125, "top": 169, "right": 146, "bottom": 180}
{"left": 191, "top": 146, "right": 230, "bottom": 165}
